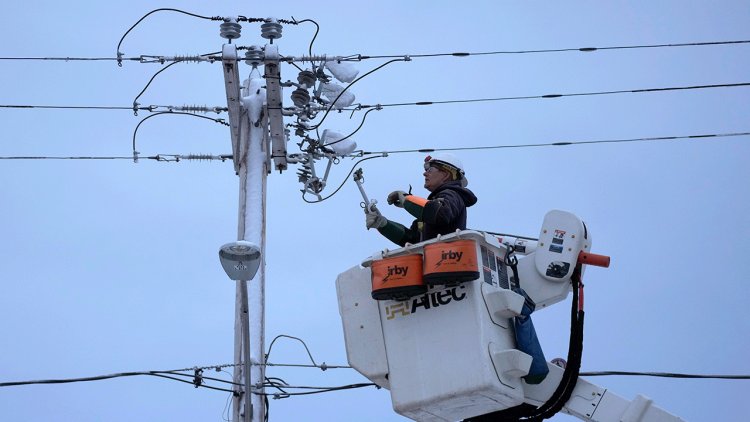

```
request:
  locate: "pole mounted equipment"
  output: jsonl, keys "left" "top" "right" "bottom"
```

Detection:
{"left": 244, "top": 46, "right": 263, "bottom": 68}
{"left": 220, "top": 17, "right": 242, "bottom": 41}
{"left": 260, "top": 18, "right": 283, "bottom": 42}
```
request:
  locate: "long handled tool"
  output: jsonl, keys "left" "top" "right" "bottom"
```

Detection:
{"left": 353, "top": 168, "right": 378, "bottom": 212}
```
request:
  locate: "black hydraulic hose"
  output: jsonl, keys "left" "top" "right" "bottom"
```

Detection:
{"left": 464, "top": 266, "right": 585, "bottom": 422}
{"left": 523, "top": 266, "right": 585, "bottom": 421}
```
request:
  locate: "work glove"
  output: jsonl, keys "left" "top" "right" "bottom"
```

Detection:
{"left": 387, "top": 190, "right": 408, "bottom": 208}
{"left": 365, "top": 205, "right": 387, "bottom": 230}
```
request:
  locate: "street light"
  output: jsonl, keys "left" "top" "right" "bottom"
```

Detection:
{"left": 219, "top": 241, "right": 262, "bottom": 281}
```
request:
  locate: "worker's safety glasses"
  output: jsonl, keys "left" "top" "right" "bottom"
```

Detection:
{"left": 424, "top": 163, "right": 441, "bottom": 172}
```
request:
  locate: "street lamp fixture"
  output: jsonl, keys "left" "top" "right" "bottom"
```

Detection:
{"left": 219, "top": 241, "right": 262, "bottom": 281}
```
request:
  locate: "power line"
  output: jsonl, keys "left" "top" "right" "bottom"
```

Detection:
{"left": 0, "top": 368, "right": 236, "bottom": 393}
{"left": 357, "top": 39, "right": 750, "bottom": 60}
{"left": 4, "top": 39, "right": 748, "bottom": 63}
{"left": 0, "top": 154, "right": 232, "bottom": 162}
{"left": 0, "top": 104, "right": 139, "bottom": 111}
{"left": 0, "top": 104, "right": 226, "bottom": 113}
{"left": 580, "top": 371, "right": 750, "bottom": 380}
{"left": 1, "top": 131, "right": 745, "bottom": 162}
{"left": 354, "top": 82, "right": 750, "bottom": 111}
{"left": 4, "top": 81, "right": 747, "bottom": 114}
{"left": 362, "top": 131, "right": 750, "bottom": 155}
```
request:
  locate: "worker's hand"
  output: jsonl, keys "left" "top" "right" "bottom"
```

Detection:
{"left": 387, "top": 190, "right": 408, "bottom": 208}
{"left": 365, "top": 205, "right": 387, "bottom": 230}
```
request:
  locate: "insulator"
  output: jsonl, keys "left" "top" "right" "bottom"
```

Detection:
{"left": 220, "top": 21, "right": 242, "bottom": 40}
{"left": 291, "top": 88, "right": 310, "bottom": 107}
{"left": 185, "top": 154, "right": 217, "bottom": 161}
{"left": 172, "top": 55, "right": 206, "bottom": 63}
{"left": 261, "top": 19, "right": 283, "bottom": 40}
{"left": 244, "top": 46, "right": 263, "bottom": 67}
{"left": 297, "top": 70, "right": 316, "bottom": 88}
{"left": 179, "top": 105, "right": 211, "bottom": 113}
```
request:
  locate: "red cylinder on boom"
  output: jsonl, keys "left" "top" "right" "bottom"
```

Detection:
{"left": 577, "top": 251, "right": 611, "bottom": 268}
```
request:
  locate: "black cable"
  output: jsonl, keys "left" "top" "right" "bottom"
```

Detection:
{"left": 0, "top": 104, "right": 141, "bottom": 111}
{"left": 290, "top": 17, "right": 320, "bottom": 62}
{"left": 323, "top": 108, "right": 378, "bottom": 148}
{"left": 132, "top": 61, "right": 181, "bottom": 113}
{"left": 301, "top": 155, "right": 386, "bottom": 204}
{"left": 116, "top": 8, "right": 221, "bottom": 66}
{"left": 355, "top": 82, "right": 750, "bottom": 111}
{"left": 359, "top": 39, "right": 750, "bottom": 60}
{"left": 5, "top": 38, "right": 748, "bottom": 63}
{"left": 307, "top": 59, "right": 406, "bottom": 131}
{"left": 5, "top": 82, "right": 746, "bottom": 115}
{"left": 579, "top": 371, "right": 750, "bottom": 379}
{"left": 363, "top": 131, "right": 750, "bottom": 155}
{"left": 0, "top": 56, "right": 139, "bottom": 62}
{"left": 0, "top": 156, "right": 139, "bottom": 160}
{"left": 132, "top": 51, "right": 222, "bottom": 115}
{"left": 132, "top": 111, "right": 229, "bottom": 154}
{"left": 0, "top": 369, "right": 234, "bottom": 393}
{"left": 524, "top": 268, "right": 584, "bottom": 421}
{"left": 254, "top": 382, "right": 378, "bottom": 397}
{"left": 266, "top": 335, "right": 319, "bottom": 367}
{"left": 2, "top": 130, "right": 745, "bottom": 162}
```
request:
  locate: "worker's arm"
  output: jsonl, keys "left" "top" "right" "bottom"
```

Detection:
{"left": 377, "top": 219, "right": 420, "bottom": 247}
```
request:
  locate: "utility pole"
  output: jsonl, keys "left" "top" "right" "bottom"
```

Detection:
{"left": 231, "top": 74, "right": 268, "bottom": 422}
{"left": 217, "top": 16, "right": 355, "bottom": 422}
{"left": 220, "top": 17, "right": 285, "bottom": 422}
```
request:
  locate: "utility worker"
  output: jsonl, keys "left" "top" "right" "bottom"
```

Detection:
{"left": 365, "top": 153, "right": 477, "bottom": 246}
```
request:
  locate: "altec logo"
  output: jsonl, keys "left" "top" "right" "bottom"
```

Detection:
{"left": 385, "top": 285, "right": 467, "bottom": 320}
{"left": 383, "top": 265, "right": 408, "bottom": 282}
{"left": 435, "top": 249, "right": 463, "bottom": 267}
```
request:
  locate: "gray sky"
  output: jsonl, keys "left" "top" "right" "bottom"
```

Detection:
{"left": 1, "top": 1, "right": 748, "bottom": 421}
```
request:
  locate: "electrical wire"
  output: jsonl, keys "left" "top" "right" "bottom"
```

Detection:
{"left": 357, "top": 39, "right": 750, "bottom": 60}
{"left": 3, "top": 131, "right": 745, "bottom": 162}
{"left": 255, "top": 382, "right": 378, "bottom": 397}
{"left": 0, "top": 154, "right": 232, "bottom": 162}
{"left": 7, "top": 38, "right": 748, "bottom": 63}
{"left": 0, "top": 56, "right": 139, "bottom": 62}
{"left": 265, "top": 335, "right": 320, "bottom": 368}
{"left": 354, "top": 82, "right": 750, "bottom": 112}
{"left": 362, "top": 131, "right": 750, "bottom": 156}
{"left": 579, "top": 371, "right": 750, "bottom": 380}
{"left": 306, "top": 58, "right": 406, "bottom": 131}
{"left": 0, "top": 368, "right": 235, "bottom": 393}
{"left": 289, "top": 17, "right": 320, "bottom": 63}
{"left": 323, "top": 108, "right": 379, "bottom": 148}
{"left": 0, "top": 104, "right": 142, "bottom": 111}
{"left": 0, "top": 155, "right": 135, "bottom": 160}
{"left": 131, "top": 51, "right": 224, "bottom": 115}
{"left": 301, "top": 155, "right": 386, "bottom": 204}
{"left": 116, "top": 8, "right": 222, "bottom": 66}
{"left": 5, "top": 82, "right": 746, "bottom": 115}
{"left": 1, "top": 365, "right": 745, "bottom": 391}
{"left": 131, "top": 111, "right": 229, "bottom": 154}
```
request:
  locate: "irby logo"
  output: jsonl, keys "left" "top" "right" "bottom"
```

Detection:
{"left": 383, "top": 265, "right": 409, "bottom": 282}
{"left": 435, "top": 249, "right": 463, "bottom": 267}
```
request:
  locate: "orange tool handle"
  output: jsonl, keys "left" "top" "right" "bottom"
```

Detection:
{"left": 578, "top": 251, "right": 611, "bottom": 268}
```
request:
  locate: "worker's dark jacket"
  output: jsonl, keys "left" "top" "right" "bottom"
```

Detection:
{"left": 379, "top": 181, "right": 477, "bottom": 247}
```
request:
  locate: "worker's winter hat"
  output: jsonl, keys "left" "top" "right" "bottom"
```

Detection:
{"left": 424, "top": 153, "right": 468, "bottom": 187}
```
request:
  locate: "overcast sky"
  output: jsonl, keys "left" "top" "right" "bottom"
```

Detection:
{"left": 1, "top": 1, "right": 748, "bottom": 421}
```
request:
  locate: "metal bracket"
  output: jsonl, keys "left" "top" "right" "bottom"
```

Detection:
{"left": 264, "top": 44, "right": 287, "bottom": 172}
{"left": 222, "top": 44, "right": 242, "bottom": 173}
